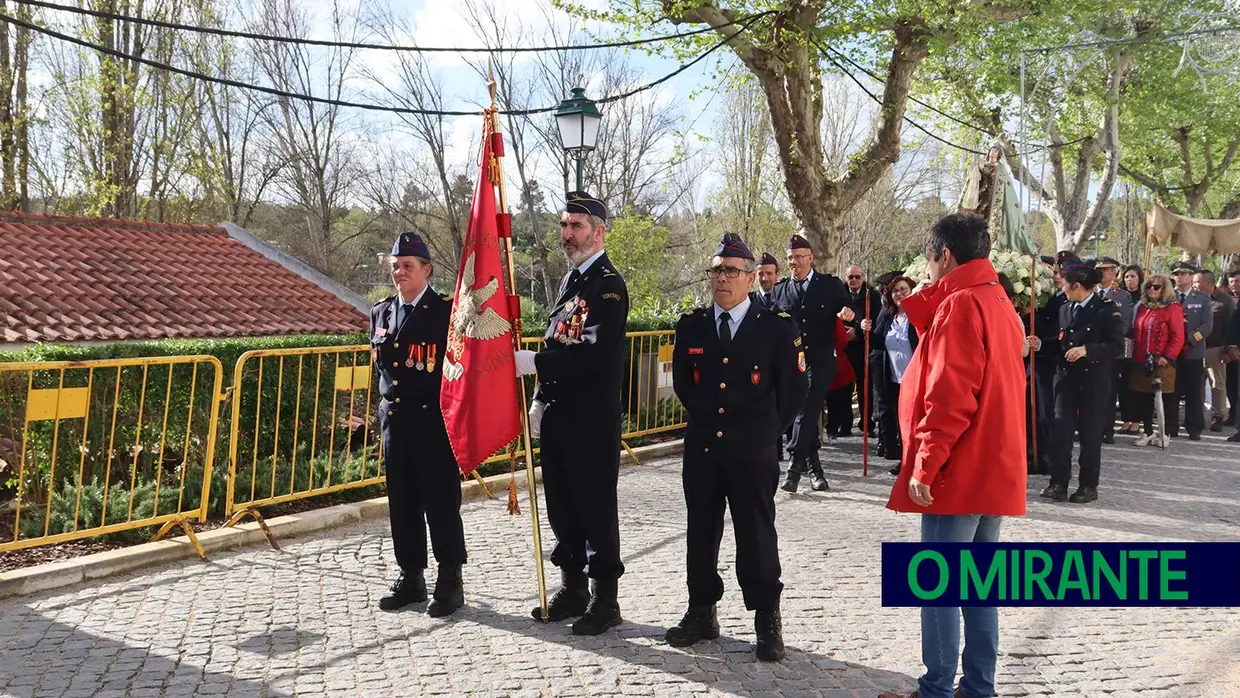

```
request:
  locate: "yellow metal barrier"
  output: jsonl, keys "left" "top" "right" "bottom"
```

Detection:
{"left": 223, "top": 346, "right": 383, "bottom": 544}
{"left": 0, "top": 356, "right": 224, "bottom": 559}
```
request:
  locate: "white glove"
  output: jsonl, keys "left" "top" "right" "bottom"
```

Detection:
{"left": 528, "top": 400, "right": 546, "bottom": 439}
{"left": 515, "top": 350, "right": 538, "bottom": 377}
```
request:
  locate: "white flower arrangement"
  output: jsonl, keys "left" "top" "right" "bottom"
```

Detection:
{"left": 902, "top": 249, "right": 1054, "bottom": 308}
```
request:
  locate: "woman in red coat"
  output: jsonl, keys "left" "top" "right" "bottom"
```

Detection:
{"left": 1130, "top": 273, "right": 1185, "bottom": 447}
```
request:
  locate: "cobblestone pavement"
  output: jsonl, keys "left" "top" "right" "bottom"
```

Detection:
{"left": 2, "top": 431, "right": 1240, "bottom": 698}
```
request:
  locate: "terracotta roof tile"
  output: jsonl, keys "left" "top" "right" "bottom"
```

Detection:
{"left": 0, "top": 212, "right": 368, "bottom": 344}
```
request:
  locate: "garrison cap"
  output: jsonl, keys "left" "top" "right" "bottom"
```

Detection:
{"left": 787, "top": 235, "right": 812, "bottom": 251}
{"left": 1170, "top": 260, "right": 1199, "bottom": 274}
{"left": 758, "top": 252, "right": 779, "bottom": 268}
{"left": 564, "top": 191, "right": 608, "bottom": 221}
{"left": 714, "top": 233, "right": 754, "bottom": 261}
{"left": 391, "top": 232, "right": 430, "bottom": 260}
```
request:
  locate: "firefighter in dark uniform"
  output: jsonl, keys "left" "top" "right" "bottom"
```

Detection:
{"left": 1037, "top": 259, "right": 1125, "bottom": 504}
{"left": 514, "top": 191, "right": 630, "bottom": 636}
{"left": 1031, "top": 251, "right": 1077, "bottom": 470}
{"left": 769, "top": 235, "right": 855, "bottom": 492}
{"left": 749, "top": 252, "right": 783, "bottom": 461}
{"left": 665, "top": 233, "right": 808, "bottom": 662}
{"left": 370, "top": 232, "right": 466, "bottom": 616}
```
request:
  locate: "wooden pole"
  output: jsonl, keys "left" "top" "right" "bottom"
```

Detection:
{"left": 1029, "top": 255, "right": 1039, "bottom": 470}
{"left": 862, "top": 292, "right": 871, "bottom": 477}
{"left": 489, "top": 72, "right": 549, "bottom": 622}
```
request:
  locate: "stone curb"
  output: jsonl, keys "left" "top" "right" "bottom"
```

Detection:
{"left": 0, "top": 439, "right": 684, "bottom": 600}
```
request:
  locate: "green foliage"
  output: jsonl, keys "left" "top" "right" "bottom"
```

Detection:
{"left": 605, "top": 215, "right": 673, "bottom": 302}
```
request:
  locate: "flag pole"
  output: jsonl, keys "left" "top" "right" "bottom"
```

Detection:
{"left": 488, "top": 73, "right": 550, "bottom": 622}
{"left": 1029, "top": 255, "right": 1039, "bottom": 470}
{"left": 862, "top": 292, "right": 871, "bottom": 477}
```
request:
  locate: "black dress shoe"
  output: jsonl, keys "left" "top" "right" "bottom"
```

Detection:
{"left": 1069, "top": 486, "right": 1098, "bottom": 504}
{"left": 427, "top": 564, "right": 465, "bottom": 618}
{"left": 1039, "top": 483, "right": 1068, "bottom": 502}
{"left": 572, "top": 579, "right": 622, "bottom": 635}
{"left": 810, "top": 468, "right": 829, "bottom": 492}
{"left": 754, "top": 606, "right": 785, "bottom": 661}
{"left": 1229, "top": 431, "right": 1240, "bottom": 442}
{"left": 664, "top": 605, "right": 720, "bottom": 647}
{"left": 1188, "top": 433, "right": 1202, "bottom": 441}
{"left": 532, "top": 569, "right": 589, "bottom": 622}
{"left": 1102, "top": 434, "right": 1115, "bottom": 445}
{"left": 838, "top": 430, "right": 853, "bottom": 438}
{"left": 780, "top": 469, "right": 801, "bottom": 493}
{"left": 888, "top": 465, "right": 900, "bottom": 476}
{"left": 379, "top": 569, "right": 426, "bottom": 611}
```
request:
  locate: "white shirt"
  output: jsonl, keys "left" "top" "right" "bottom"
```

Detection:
{"left": 576, "top": 248, "right": 606, "bottom": 274}
{"left": 397, "top": 286, "right": 429, "bottom": 325}
{"left": 714, "top": 296, "right": 751, "bottom": 339}
{"left": 792, "top": 269, "right": 815, "bottom": 289}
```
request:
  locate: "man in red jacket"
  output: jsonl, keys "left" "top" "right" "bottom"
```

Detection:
{"left": 880, "top": 212, "right": 1027, "bottom": 698}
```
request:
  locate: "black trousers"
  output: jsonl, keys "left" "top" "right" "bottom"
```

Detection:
{"left": 1035, "top": 360, "right": 1058, "bottom": 453}
{"left": 788, "top": 362, "right": 833, "bottom": 469}
{"left": 1165, "top": 358, "right": 1206, "bottom": 437}
{"left": 541, "top": 406, "right": 624, "bottom": 581}
{"left": 874, "top": 379, "right": 901, "bottom": 456}
{"left": 825, "top": 383, "right": 854, "bottom": 436}
{"left": 1051, "top": 368, "right": 1110, "bottom": 489}
{"left": 1118, "top": 363, "right": 1146, "bottom": 425}
{"left": 683, "top": 445, "right": 782, "bottom": 611}
{"left": 1101, "top": 363, "right": 1123, "bottom": 438}
{"left": 380, "top": 411, "right": 466, "bottom": 571}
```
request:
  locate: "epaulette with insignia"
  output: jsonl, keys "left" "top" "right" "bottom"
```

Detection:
{"left": 778, "top": 312, "right": 792, "bottom": 319}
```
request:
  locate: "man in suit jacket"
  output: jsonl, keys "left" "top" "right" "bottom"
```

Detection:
{"left": 842, "top": 265, "right": 881, "bottom": 437}
{"left": 1093, "top": 256, "right": 1133, "bottom": 443}
{"left": 769, "top": 235, "right": 855, "bottom": 493}
{"left": 1195, "top": 269, "right": 1236, "bottom": 431}
{"left": 514, "top": 191, "right": 630, "bottom": 635}
{"left": 1169, "top": 261, "right": 1214, "bottom": 440}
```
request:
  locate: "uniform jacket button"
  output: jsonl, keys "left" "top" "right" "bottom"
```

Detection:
{"left": 386, "top": 409, "right": 393, "bottom": 415}
{"left": 719, "top": 382, "right": 726, "bottom": 389}
{"left": 722, "top": 357, "right": 729, "bottom": 364}
{"left": 395, "top": 397, "right": 401, "bottom": 404}
{"left": 716, "top": 431, "right": 723, "bottom": 438}
{"left": 704, "top": 447, "right": 709, "bottom": 453}
{"left": 422, "top": 404, "right": 428, "bottom": 409}
{"left": 392, "top": 362, "right": 398, "bottom": 367}
{"left": 394, "top": 342, "right": 400, "bottom": 348}
{"left": 392, "top": 380, "right": 399, "bottom": 386}
{"left": 717, "top": 407, "right": 724, "bottom": 414}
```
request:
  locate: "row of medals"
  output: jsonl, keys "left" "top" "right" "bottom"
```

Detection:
{"left": 555, "top": 298, "right": 588, "bottom": 344}
{"left": 405, "top": 343, "right": 437, "bottom": 371}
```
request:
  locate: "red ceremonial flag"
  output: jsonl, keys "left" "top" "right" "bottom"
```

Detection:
{"left": 441, "top": 114, "right": 521, "bottom": 476}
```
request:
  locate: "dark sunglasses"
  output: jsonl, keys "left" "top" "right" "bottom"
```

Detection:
{"left": 1147, "top": 284, "right": 1163, "bottom": 290}
{"left": 847, "top": 275, "right": 862, "bottom": 280}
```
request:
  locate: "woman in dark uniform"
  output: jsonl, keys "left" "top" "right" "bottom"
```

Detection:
{"left": 1036, "top": 260, "right": 1126, "bottom": 504}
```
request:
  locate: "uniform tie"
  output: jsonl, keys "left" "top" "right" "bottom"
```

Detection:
{"left": 719, "top": 311, "right": 732, "bottom": 348}
{"left": 399, "top": 303, "right": 413, "bottom": 326}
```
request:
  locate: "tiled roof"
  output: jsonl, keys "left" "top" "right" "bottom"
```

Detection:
{"left": 0, "top": 212, "right": 368, "bottom": 344}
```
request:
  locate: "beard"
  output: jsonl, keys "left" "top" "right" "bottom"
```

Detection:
{"left": 563, "top": 230, "right": 600, "bottom": 267}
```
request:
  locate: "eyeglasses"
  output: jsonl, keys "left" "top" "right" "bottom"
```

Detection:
{"left": 847, "top": 275, "right": 862, "bottom": 280}
{"left": 708, "top": 266, "right": 745, "bottom": 279}
{"left": 1147, "top": 284, "right": 1163, "bottom": 290}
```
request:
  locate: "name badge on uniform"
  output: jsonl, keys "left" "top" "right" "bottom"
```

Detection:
{"left": 688, "top": 347, "right": 704, "bottom": 355}
{"left": 375, "top": 328, "right": 387, "bottom": 338}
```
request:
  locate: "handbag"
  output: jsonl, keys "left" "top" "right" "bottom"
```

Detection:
{"left": 1130, "top": 362, "right": 1176, "bottom": 394}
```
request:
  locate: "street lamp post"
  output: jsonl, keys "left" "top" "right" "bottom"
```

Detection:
{"left": 554, "top": 87, "right": 602, "bottom": 192}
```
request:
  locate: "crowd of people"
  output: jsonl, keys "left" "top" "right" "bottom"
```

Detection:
{"left": 369, "top": 191, "right": 1239, "bottom": 698}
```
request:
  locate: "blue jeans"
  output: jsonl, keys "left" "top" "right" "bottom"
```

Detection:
{"left": 919, "top": 514, "right": 1003, "bottom": 698}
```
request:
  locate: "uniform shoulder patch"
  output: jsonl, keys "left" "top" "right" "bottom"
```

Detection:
{"left": 602, "top": 292, "right": 621, "bottom": 301}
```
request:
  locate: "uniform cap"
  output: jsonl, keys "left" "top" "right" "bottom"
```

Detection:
{"left": 391, "top": 232, "right": 430, "bottom": 259}
{"left": 714, "top": 233, "right": 754, "bottom": 261}
{"left": 1097, "top": 256, "right": 1121, "bottom": 269}
{"left": 787, "top": 235, "right": 812, "bottom": 251}
{"left": 564, "top": 191, "right": 607, "bottom": 221}
{"left": 758, "top": 252, "right": 779, "bottom": 268}
{"left": 1170, "top": 260, "right": 1199, "bottom": 274}
{"left": 1055, "top": 250, "right": 1080, "bottom": 266}
{"left": 1039, "top": 255, "right": 1056, "bottom": 266}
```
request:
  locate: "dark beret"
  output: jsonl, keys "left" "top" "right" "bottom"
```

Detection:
{"left": 787, "top": 235, "right": 812, "bottom": 251}
{"left": 758, "top": 252, "right": 779, "bottom": 268}
{"left": 1097, "top": 256, "right": 1121, "bottom": 269}
{"left": 714, "top": 233, "right": 754, "bottom": 261}
{"left": 1170, "top": 260, "right": 1199, "bottom": 274}
{"left": 391, "top": 231, "right": 430, "bottom": 260}
{"left": 1061, "top": 258, "right": 1097, "bottom": 274}
{"left": 564, "top": 191, "right": 607, "bottom": 221}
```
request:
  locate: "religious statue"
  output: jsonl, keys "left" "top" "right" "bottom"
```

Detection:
{"left": 958, "top": 144, "right": 1038, "bottom": 256}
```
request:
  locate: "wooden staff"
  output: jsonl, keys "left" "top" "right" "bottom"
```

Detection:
{"left": 862, "top": 291, "right": 871, "bottom": 477}
{"left": 1029, "top": 255, "right": 1039, "bottom": 469}
{"left": 489, "top": 73, "right": 549, "bottom": 622}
